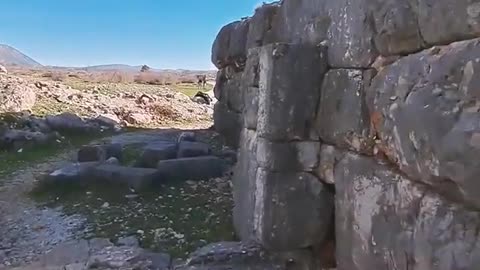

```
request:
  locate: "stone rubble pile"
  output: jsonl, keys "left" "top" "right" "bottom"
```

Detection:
{"left": 212, "top": 0, "right": 480, "bottom": 269}
{"left": 45, "top": 132, "right": 230, "bottom": 191}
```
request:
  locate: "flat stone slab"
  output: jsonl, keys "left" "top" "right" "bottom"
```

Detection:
{"left": 46, "top": 162, "right": 99, "bottom": 185}
{"left": 177, "top": 141, "right": 211, "bottom": 158}
{"left": 138, "top": 141, "right": 178, "bottom": 168}
{"left": 89, "top": 164, "right": 159, "bottom": 190}
{"left": 157, "top": 156, "right": 228, "bottom": 183}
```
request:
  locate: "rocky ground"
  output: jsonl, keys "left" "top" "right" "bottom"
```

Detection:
{"left": 0, "top": 70, "right": 252, "bottom": 269}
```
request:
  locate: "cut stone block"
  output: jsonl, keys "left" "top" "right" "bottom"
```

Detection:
{"left": 90, "top": 164, "right": 159, "bottom": 190}
{"left": 157, "top": 156, "right": 228, "bottom": 183}
{"left": 137, "top": 141, "right": 177, "bottom": 168}
{"left": 256, "top": 138, "right": 320, "bottom": 172}
{"left": 257, "top": 43, "right": 328, "bottom": 141}
{"left": 315, "top": 69, "right": 374, "bottom": 153}
{"left": 335, "top": 153, "right": 480, "bottom": 270}
{"left": 254, "top": 169, "right": 334, "bottom": 251}
{"left": 177, "top": 141, "right": 211, "bottom": 158}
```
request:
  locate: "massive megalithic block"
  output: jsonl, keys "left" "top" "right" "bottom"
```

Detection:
{"left": 335, "top": 153, "right": 480, "bottom": 270}
{"left": 315, "top": 69, "right": 375, "bottom": 153}
{"left": 233, "top": 42, "right": 334, "bottom": 254}
{"left": 370, "top": 38, "right": 480, "bottom": 210}
{"left": 257, "top": 43, "right": 328, "bottom": 141}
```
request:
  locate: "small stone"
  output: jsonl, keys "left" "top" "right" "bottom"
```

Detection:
{"left": 101, "top": 202, "right": 110, "bottom": 208}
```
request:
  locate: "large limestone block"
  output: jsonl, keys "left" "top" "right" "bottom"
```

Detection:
{"left": 254, "top": 169, "right": 334, "bottom": 251}
{"left": 214, "top": 68, "right": 244, "bottom": 113}
{"left": 243, "top": 48, "right": 261, "bottom": 130}
{"left": 256, "top": 138, "right": 320, "bottom": 172}
{"left": 213, "top": 102, "right": 242, "bottom": 148}
{"left": 370, "top": 38, "right": 480, "bottom": 209}
{"left": 246, "top": 3, "right": 282, "bottom": 49}
{"left": 369, "top": 0, "right": 424, "bottom": 56}
{"left": 335, "top": 153, "right": 480, "bottom": 270}
{"left": 212, "top": 19, "right": 250, "bottom": 69}
{"left": 257, "top": 43, "right": 328, "bottom": 141}
{"left": 326, "top": 0, "right": 378, "bottom": 67}
{"left": 271, "top": 0, "right": 330, "bottom": 45}
{"left": 232, "top": 129, "right": 258, "bottom": 241}
{"left": 419, "top": 0, "right": 480, "bottom": 46}
{"left": 315, "top": 69, "right": 375, "bottom": 153}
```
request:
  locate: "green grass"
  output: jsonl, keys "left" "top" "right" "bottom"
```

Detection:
{"left": 31, "top": 179, "right": 235, "bottom": 258}
{"left": 0, "top": 133, "right": 111, "bottom": 179}
{"left": 172, "top": 84, "right": 207, "bottom": 97}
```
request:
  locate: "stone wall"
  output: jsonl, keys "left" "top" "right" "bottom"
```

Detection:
{"left": 212, "top": 0, "right": 480, "bottom": 269}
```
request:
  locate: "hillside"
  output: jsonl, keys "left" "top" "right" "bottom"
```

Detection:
{"left": 0, "top": 44, "right": 43, "bottom": 68}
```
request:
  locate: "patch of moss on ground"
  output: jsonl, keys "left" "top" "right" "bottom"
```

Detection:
{"left": 32, "top": 179, "right": 235, "bottom": 258}
{"left": 0, "top": 133, "right": 111, "bottom": 179}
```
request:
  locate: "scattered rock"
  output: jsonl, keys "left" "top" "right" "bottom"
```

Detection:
{"left": 0, "top": 65, "right": 7, "bottom": 74}
{"left": 89, "top": 164, "right": 159, "bottom": 190}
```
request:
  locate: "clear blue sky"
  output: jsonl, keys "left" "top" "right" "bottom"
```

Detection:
{"left": 0, "top": 0, "right": 272, "bottom": 70}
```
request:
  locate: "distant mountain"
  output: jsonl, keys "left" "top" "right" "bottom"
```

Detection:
{"left": 0, "top": 44, "right": 43, "bottom": 68}
{"left": 81, "top": 64, "right": 143, "bottom": 72}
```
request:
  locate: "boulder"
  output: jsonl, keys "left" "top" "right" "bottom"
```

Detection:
{"left": 89, "top": 165, "right": 159, "bottom": 190}
{"left": 419, "top": 0, "right": 480, "bottom": 46}
{"left": 0, "top": 77, "right": 36, "bottom": 113}
{"left": 257, "top": 43, "right": 328, "bottom": 141}
{"left": 46, "top": 113, "right": 98, "bottom": 133}
{"left": 137, "top": 141, "right": 177, "bottom": 168}
{"left": 0, "top": 65, "right": 7, "bottom": 74}
{"left": 156, "top": 156, "right": 228, "bottom": 183}
{"left": 253, "top": 169, "right": 334, "bottom": 251}
{"left": 95, "top": 114, "right": 121, "bottom": 128}
{"left": 177, "top": 141, "right": 211, "bottom": 158}
{"left": 214, "top": 69, "right": 244, "bottom": 113}
{"left": 315, "top": 69, "right": 375, "bottom": 153}
{"left": 335, "top": 153, "right": 480, "bottom": 270}
{"left": 370, "top": 38, "right": 480, "bottom": 209}
{"left": 125, "top": 113, "right": 152, "bottom": 125}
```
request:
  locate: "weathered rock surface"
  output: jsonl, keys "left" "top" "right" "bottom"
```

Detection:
{"left": 257, "top": 43, "right": 328, "bottom": 141}
{"left": 254, "top": 169, "right": 334, "bottom": 251}
{"left": 46, "top": 162, "right": 99, "bottom": 185}
{"left": 316, "top": 69, "right": 374, "bottom": 153}
{"left": 371, "top": 38, "right": 480, "bottom": 209}
{"left": 335, "top": 153, "right": 480, "bottom": 270}
{"left": 211, "top": 19, "right": 250, "bottom": 70}
{"left": 213, "top": 102, "right": 242, "bottom": 148}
